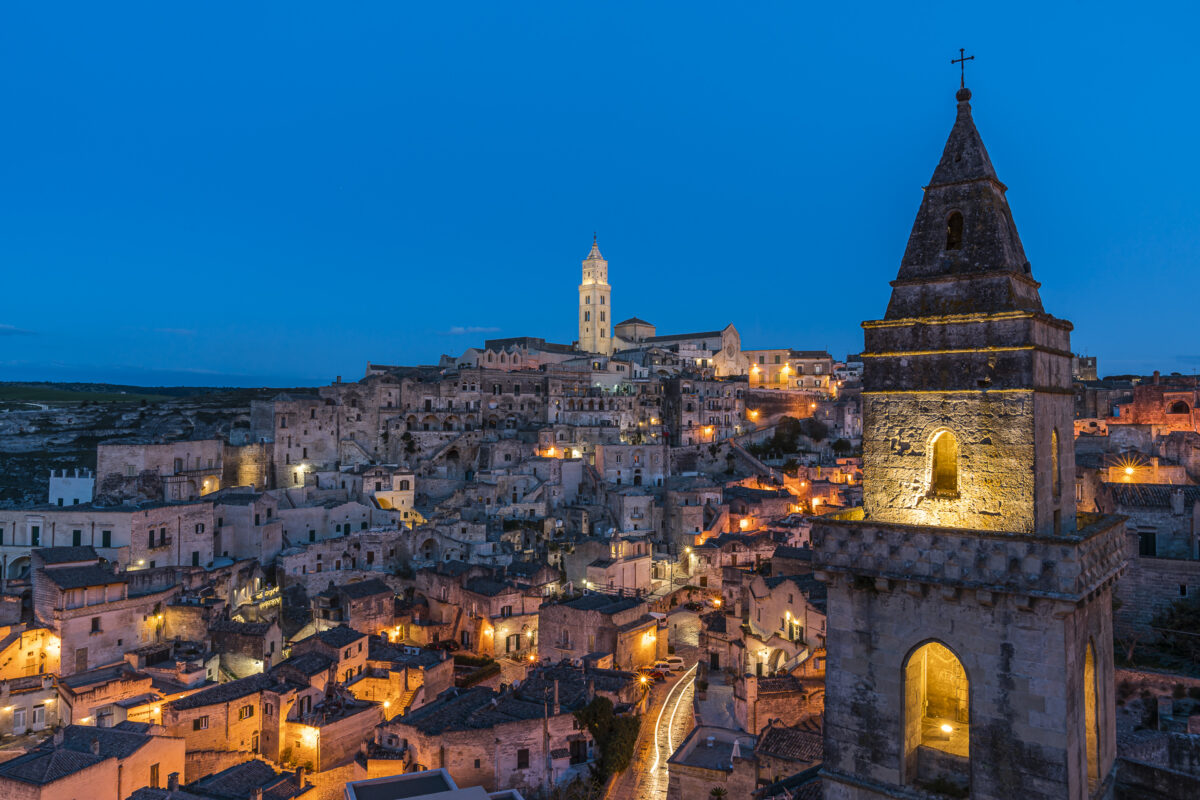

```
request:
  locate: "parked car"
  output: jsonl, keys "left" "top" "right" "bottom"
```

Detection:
{"left": 638, "top": 667, "right": 668, "bottom": 683}
{"left": 664, "top": 655, "right": 686, "bottom": 671}
{"left": 683, "top": 601, "right": 703, "bottom": 611}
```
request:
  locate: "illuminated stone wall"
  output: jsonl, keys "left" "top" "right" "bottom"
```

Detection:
{"left": 814, "top": 514, "right": 1125, "bottom": 799}
{"left": 861, "top": 310, "right": 1077, "bottom": 536}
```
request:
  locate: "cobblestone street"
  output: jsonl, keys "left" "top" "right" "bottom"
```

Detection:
{"left": 606, "top": 608, "right": 700, "bottom": 800}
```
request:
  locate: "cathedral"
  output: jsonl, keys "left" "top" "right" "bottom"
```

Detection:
{"left": 812, "top": 85, "right": 1126, "bottom": 799}
{"left": 574, "top": 236, "right": 749, "bottom": 376}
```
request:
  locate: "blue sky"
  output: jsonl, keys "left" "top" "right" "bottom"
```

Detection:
{"left": 1, "top": 2, "right": 1197, "bottom": 386}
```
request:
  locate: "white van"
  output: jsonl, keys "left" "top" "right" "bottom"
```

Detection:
{"left": 664, "top": 656, "right": 686, "bottom": 672}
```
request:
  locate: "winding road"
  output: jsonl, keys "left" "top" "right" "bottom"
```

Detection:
{"left": 606, "top": 609, "right": 699, "bottom": 800}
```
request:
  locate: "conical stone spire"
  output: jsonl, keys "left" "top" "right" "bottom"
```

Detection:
{"left": 885, "top": 87, "right": 1041, "bottom": 319}
{"left": 586, "top": 232, "right": 603, "bottom": 261}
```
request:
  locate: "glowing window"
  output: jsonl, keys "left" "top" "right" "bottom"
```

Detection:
{"left": 931, "top": 430, "right": 958, "bottom": 496}
{"left": 1051, "top": 428, "right": 1061, "bottom": 499}
{"left": 1085, "top": 640, "right": 1100, "bottom": 790}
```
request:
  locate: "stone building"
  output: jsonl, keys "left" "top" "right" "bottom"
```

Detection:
{"left": 1098, "top": 483, "right": 1200, "bottom": 639}
{"left": 49, "top": 468, "right": 94, "bottom": 507}
{"left": 96, "top": 439, "right": 224, "bottom": 502}
{"left": 208, "top": 619, "right": 282, "bottom": 678}
{"left": 537, "top": 594, "right": 659, "bottom": 670}
{"left": 0, "top": 722, "right": 186, "bottom": 800}
{"left": 375, "top": 664, "right": 639, "bottom": 793}
{"left": 662, "top": 377, "right": 747, "bottom": 446}
{"left": 745, "top": 349, "right": 835, "bottom": 393}
{"left": 0, "top": 675, "right": 59, "bottom": 736}
{"left": 665, "top": 725, "right": 757, "bottom": 800}
{"left": 310, "top": 578, "right": 395, "bottom": 638}
{"left": 32, "top": 547, "right": 178, "bottom": 676}
{"left": 811, "top": 86, "right": 1125, "bottom": 798}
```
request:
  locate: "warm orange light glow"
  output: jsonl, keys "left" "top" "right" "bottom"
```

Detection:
{"left": 941, "top": 723, "right": 954, "bottom": 734}
{"left": 738, "top": 518, "right": 750, "bottom": 531}
{"left": 704, "top": 426, "right": 714, "bottom": 436}
{"left": 1125, "top": 466, "right": 1134, "bottom": 475}
{"left": 546, "top": 447, "right": 555, "bottom": 457}
{"left": 301, "top": 726, "right": 319, "bottom": 748}
{"left": 640, "top": 675, "right": 648, "bottom": 684}
{"left": 529, "top": 653, "right": 537, "bottom": 662}
{"left": 748, "top": 410, "right": 759, "bottom": 419}
{"left": 712, "top": 597, "right": 722, "bottom": 608}
{"left": 383, "top": 700, "right": 391, "bottom": 709}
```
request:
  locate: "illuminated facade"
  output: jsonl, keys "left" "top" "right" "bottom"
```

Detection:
{"left": 578, "top": 236, "right": 613, "bottom": 355}
{"left": 813, "top": 86, "right": 1125, "bottom": 799}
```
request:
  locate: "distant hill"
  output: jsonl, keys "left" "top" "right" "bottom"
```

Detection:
{"left": 0, "top": 381, "right": 313, "bottom": 407}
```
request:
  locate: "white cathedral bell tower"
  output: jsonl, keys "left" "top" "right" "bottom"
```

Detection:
{"left": 578, "top": 235, "right": 612, "bottom": 355}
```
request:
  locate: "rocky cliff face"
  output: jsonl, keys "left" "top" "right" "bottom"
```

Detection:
{"left": 0, "top": 387, "right": 281, "bottom": 506}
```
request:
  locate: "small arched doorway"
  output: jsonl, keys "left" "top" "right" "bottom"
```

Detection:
{"left": 904, "top": 641, "right": 969, "bottom": 789}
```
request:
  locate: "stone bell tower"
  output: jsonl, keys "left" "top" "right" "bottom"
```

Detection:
{"left": 812, "top": 85, "right": 1126, "bottom": 800}
{"left": 578, "top": 235, "right": 612, "bottom": 355}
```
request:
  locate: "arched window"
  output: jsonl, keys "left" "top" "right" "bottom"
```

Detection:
{"left": 1085, "top": 640, "right": 1100, "bottom": 790}
{"left": 1169, "top": 400, "right": 1191, "bottom": 414}
{"left": 946, "top": 211, "right": 964, "bottom": 250}
{"left": 931, "top": 430, "right": 958, "bottom": 496}
{"left": 904, "top": 641, "right": 969, "bottom": 787}
{"left": 584, "top": 311, "right": 590, "bottom": 322}
{"left": 1051, "top": 428, "right": 1062, "bottom": 499}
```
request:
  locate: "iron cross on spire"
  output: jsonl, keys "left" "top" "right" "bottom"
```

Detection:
{"left": 951, "top": 48, "right": 974, "bottom": 89}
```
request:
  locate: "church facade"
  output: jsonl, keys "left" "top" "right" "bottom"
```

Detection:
{"left": 812, "top": 86, "right": 1126, "bottom": 799}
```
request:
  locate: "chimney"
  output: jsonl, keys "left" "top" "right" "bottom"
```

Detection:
{"left": 90, "top": 738, "right": 100, "bottom": 755}
{"left": 587, "top": 678, "right": 595, "bottom": 701}
{"left": 296, "top": 765, "right": 307, "bottom": 785}
{"left": 252, "top": 790, "right": 264, "bottom": 800}
{"left": 1172, "top": 488, "right": 1186, "bottom": 516}
{"left": 167, "top": 773, "right": 179, "bottom": 791}
{"left": 1154, "top": 371, "right": 1161, "bottom": 385}
{"left": 53, "top": 729, "right": 64, "bottom": 746}
{"left": 553, "top": 679, "right": 560, "bottom": 715}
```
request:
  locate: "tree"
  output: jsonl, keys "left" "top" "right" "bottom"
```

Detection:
{"left": 800, "top": 416, "right": 828, "bottom": 443}
{"left": 832, "top": 438, "right": 852, "bottom": 456}
{"left": 573, "top": 696, "right": 642, "bottom": 780}
{"left": 709, "top": 788, "right": 729, "bottom": 799}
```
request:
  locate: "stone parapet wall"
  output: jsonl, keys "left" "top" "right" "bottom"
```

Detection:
{"left": 812, "top": 514, "right": 1126, "bottom": 600}
{"left": 1113, "top": 556, "right": 1200, "bottom": 638}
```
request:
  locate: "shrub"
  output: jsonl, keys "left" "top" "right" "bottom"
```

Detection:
{"left": 574, "top": 696, "right": 642, "bottom": 780}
